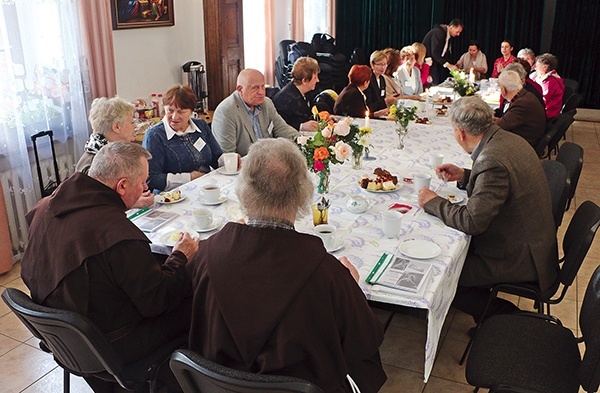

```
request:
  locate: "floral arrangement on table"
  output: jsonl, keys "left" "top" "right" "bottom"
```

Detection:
{"left": 450, "top": 69, "right": 476, "bottom": 97}
{"left": 296, "top": 108, "right": 370, "bottom": 193}
{"left": 389, "top": 102, "right": 418, "bottom": 149}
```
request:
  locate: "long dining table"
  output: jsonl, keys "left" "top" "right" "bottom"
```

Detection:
{"left": 139, "top": 112, "right": 473, "bottom": 382}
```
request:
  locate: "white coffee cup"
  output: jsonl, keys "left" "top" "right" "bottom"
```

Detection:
{"left": 223, "top": 152, "right": 238, "bottom": 174}
{"left": 314, "top": 224, "right": 336, "bottom": 249}
{"left": 202, "top": 184, "right": 221, "bottom": 203}
{"left": 429, "top": 153, "right": 444, "bottom": 167}
{"left": 193, "top": 208, "right": 213, "bottom": 229}
{"left": 381, "top": 210, "right": 403, "bottom": 238}
{"left": 413, "top": 173, "right": 432, "bottom": 193}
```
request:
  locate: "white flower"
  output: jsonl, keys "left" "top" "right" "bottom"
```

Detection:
{"left": 321, "top": 126, "right": 333, "bottom": 138}
{"left": 358, "top": 135, "right": 370, "bottom": 147}
{"left": 334, "top": 120, "right": 350, "bottom": 136}
{"left": 333, "top": 141, "right": 352, "bottom": 161}
{"left": 297, "top": 135, "right": 309, "bottom": 146}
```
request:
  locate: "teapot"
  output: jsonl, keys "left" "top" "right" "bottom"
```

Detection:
{"left": 346, "top": 195, "right": 369, "bottom": 214}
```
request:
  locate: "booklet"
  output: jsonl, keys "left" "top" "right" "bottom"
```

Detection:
{"left": 366, "top": 253, "right": 432, "bottom": 293}
{"left": 130, "top": 210, "right": 177, "bottom": 233}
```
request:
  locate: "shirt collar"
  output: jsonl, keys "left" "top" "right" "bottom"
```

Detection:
{"left": 247, "top": 217, "right": 295, "bottom": 231}
{"left": 163, "top": 116, "right": 200, "bottom": 140}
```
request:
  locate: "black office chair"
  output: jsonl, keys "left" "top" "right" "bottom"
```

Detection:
{"left": 465, "top": 264, "right": 600, "bottom": 393}
{"left": 556, "top": 142, "right": 584, "bottom": 211}
{"left": 170, "top": 349, "right": 324, "bottom": 393}
{"left": 313, "top": 89, "right": 338, "bottom": 113}
{"left": 546, "top": 113, "right": 575, "bottom": 158}
{"left": 459, "top": 200, "right": 600, "bottom": 365}
{"left": 562, "top": 92, "right": 583, "bottom": 116}
{"left": 1, "top": 288, "right": 186, "bottom": 393}
{"left": 535, "top": 121, "right": 559, "bottom": 158}
{"left": 541, "top": 160, "right": 569, "bottom": 228}
{"left": 562, "top": 78, "right": 580, "bottom": 94}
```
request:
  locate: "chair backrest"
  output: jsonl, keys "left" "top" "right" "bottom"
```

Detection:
{"left": 350, "top": 47, "right": 368, "bottom": 65}
{"left": 547, "top": 113, "right": 575, "bottom": 156}
{"left": 1, "top": 288, "right": 133, "bottom": 387}
{"left": 562, "top": 93, "right": 583, "bottom": 115}
{"left": 559, "top": 201, "right": 600, "bottom": 288}
{"left": 555, "top": 142, "right": 584, "bottom": 205}
{"left": 313, "top": 89, "right": 338, "bottom": 113}
{"left": 170, "top": 349, "right": 324, "bottom": 393}
{"left": 562, "top": 78, "right": 580, "bottom": 94}
{"left": 535, "top": 121, "right": 559, "bottom": 158}
{"left": 578, "top": 265, "right": 600, "bottom": 392}
{"left": 541, "top": 160, "right": 569, "bottom": 228}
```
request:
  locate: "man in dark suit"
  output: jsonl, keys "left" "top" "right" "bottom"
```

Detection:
{"left": 422, "top": 19, "right": 464, "bottom": 85}
{"left": 418, "top": 96, "right": 558, "bottom": 322}
{"left": 496, "top": 70, "right": 546, "bottom": 147}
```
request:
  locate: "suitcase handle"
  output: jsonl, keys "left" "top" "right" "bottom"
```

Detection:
{"left": 30, "top": 130, "right": 54, "bottom": 142}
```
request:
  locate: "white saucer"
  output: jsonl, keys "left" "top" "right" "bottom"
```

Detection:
{"left": 198, "top": 196, "right": 227, "bottom": 206}
{"left": 160, "top": 230, "right": 194, "bottom": 247}
{"left": 399, "top": 240, "right": 441, "bottom": 259}
{"left": 193, "top": 222, "right": 220, "bottom": 233}
{"left": 218, "top": 167, "right": 240, "bottom": 176}
{"left": 326, "top": 238, "right": 345, "bottom": 253}
{"left": 439, "top": 192, "right": 464, "bottom": 204}
{"left": 156, "top": 196, "right": 186, "bottom": 205}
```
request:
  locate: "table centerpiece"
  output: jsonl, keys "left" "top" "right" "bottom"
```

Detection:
{"left": 389, "top": 102, "right": 418, "bottom": 149}
{"left": 449, "top": 70, "right": 476, "bottom": 97}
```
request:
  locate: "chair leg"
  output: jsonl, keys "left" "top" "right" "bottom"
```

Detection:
{"left": 63, "top": 369, "right": 70, "bottom": 393}
{"left": 383, "top": 312, "right": 395, "bottom": 333}
{"left": 459, "top": 289, "right": 498, "bottom": 365}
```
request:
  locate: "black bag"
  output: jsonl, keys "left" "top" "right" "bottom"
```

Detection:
{"left": 288, "top": 41, "right": 316, "bottom": 64}
{"left": 311, "top": 33, "right": 337, "bottom": 54}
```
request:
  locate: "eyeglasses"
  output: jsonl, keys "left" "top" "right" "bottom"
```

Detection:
{"left": 373, "top": 62, "right": 387, "bottom": 67}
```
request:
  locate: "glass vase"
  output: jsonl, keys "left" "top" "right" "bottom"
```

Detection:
{"left": 396, "top": 125, "right": 408, "bottom": 150}
{"left": 352, "top": 149, "right": 362, "bottom": 169}
{"left": 317, "top": 170, "right": 330, "bottom": 194}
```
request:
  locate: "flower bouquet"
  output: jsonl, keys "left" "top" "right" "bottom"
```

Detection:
{"left": 297, "top": 110, "right": 366, "bottom": 193}
{"left": 389, "top": 102, "right": 417, "bottom": 149}
{"left": 450, "top": 70, "right": 476, "bottom": 97}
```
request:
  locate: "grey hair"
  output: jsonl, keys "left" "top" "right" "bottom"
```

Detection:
{"left": 536, "top": 53, "right": 558, "bottom": 71}
{"left": 503, "top": 62, "right": 527, "bottom": 81}
{"left": 236, "top": 138, "right": 314, "bottom": 219}
{"left": 88, "top": 142, "right": 151, "bottom": 184}
{"left": 498, "top": 70, "right": 523, "bottom": 92}
{"left": 450, "top": 96, "right": 493, "bottom": 136}
{"left": 517, "top": 48, "right": 535, "bottom": 59}
{"left": 88, "top": 97, "right": 135, "bottom": 136}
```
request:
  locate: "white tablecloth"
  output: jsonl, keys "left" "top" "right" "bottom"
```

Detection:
{"left": 142, "top": 115, "right": 472, "bottom": 382}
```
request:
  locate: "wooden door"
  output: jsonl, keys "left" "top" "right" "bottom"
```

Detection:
{"left": 203, "top": 0, "right": 244, "bottom": 110}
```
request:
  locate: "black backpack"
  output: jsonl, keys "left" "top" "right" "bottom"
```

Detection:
{"left": 311, "top": 33, "right": 337, "bottom": 54}
{"left": 288, "top": 41, "right": 317, "bottom": 64}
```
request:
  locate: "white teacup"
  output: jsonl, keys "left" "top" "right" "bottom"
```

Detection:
{"left": 314, "top": 224, "right": 336, "bottom": 249}
{"left": 222, "top": 152, "right": 238, "bottom": 173}
{"left": 381, "top": 210, "right": 403, "bottom": 238}
{"left": 413, "top": 173, "right": 432, "bottom": 193}
{"left": 201, "top": 184, "right": 221, "bottom": 203}
{"left": 193, "top": 208, "right": 213, "bottom": 229}
{"left": 429, "top": 153, "right": 444, "bottom": 167}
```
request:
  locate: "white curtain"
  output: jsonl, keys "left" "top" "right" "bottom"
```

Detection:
{"left": 0, "top": 0, "right": 91, "bottom": 258}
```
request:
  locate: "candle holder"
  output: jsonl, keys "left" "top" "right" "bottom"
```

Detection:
{"left": 364, "top": 146, "right": 377, "bottom": 161}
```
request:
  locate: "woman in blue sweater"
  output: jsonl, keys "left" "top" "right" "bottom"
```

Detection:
{"left": 143, "top": 85, "right": 225, "bottom": 192}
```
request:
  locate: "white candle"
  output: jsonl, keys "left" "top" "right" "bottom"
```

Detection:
{"left": 469, "top": 68, "right": 475, "bottom": 84}
{"left": 365, "top": 111, "right": 370, "bottom": 128}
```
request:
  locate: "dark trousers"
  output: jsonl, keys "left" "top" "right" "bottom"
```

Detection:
{"left": 452, "top": 285, "right": 520, "bottom": 324}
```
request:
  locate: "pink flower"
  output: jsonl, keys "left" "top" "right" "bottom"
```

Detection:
{"left": 321, "top": 125, "right": 333, "bottom": 138}
{"left": 332, "top": 141, "right": 352, "bottom": 161}
{"left": 297, "top": 135, "right": 309, "bottom": 145}
{"left": 313, "top": 160, "right": 325, "bottom": 171}
{"left": 334, "top": 120, "right": 350, "bottom": 136}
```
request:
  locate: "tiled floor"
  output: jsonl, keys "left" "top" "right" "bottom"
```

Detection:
{"left": 1, "top": 118, "right": 599, "bottom": 392}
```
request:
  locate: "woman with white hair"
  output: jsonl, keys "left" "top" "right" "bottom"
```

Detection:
{"left": 188, "top": 138, "right": 387, "bottom": 392}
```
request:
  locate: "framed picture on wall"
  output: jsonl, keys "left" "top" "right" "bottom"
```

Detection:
{"left": 111, "top": 0, "right": 174, "bottom": 30}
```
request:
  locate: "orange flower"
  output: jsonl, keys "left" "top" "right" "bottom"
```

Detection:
{"left": 313, "top": 146, "right": 329, "bottom": 161}
{"left": 318, "top": 111, "right": 330, "bottom": 120}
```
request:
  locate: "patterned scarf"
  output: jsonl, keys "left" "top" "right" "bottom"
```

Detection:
{"left": 83, "top": 133, "right": 109, "bottom": 154}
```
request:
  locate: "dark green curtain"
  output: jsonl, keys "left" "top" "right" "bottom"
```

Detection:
{"left": 550, "top": 0, "right": 600, "bottom": 109}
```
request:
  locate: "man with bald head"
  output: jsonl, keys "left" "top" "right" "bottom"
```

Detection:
{"left": 212, "top": 69, "right": 298, "bottom": 156}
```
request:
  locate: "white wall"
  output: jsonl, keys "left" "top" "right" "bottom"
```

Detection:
{"left": 112, "top": 1, "right": 205, "bottom": 102}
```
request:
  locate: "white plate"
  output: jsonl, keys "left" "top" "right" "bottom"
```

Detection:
{"left": 439, "top": 192, "right": 464, "bottom": 204}
{"left": 156, "top": 195, "right": 186, "bottom": 205}
{"left": 160, "top": 230, "right": 193, "bottom": 247}
{"left": 326, "top": 238, "right": 344, "bottom": 253}
{"left": 363, "top": 187, "right": 399, "bottom": 193}
{"left": 399, "top": 240, "right": 442, "bottom": 259}
{"left": 192, "top": 222, "right": 220, "bottom": 233}
{"left": 217, "top": 167, "right": 240, "bottom": 176}
{"left": 198, "top": 196, "right": 227, "bottom": 206}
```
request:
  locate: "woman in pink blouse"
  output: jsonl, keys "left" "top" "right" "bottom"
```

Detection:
{"left": 531, "top": 53, "right": 565, "bottom": 120}
{"left": 491, "top": 40, "right": 516, "bottom": 78}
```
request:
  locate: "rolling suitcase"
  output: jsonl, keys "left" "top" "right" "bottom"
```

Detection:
{"left": 31, "top": 130, "right": 60, "bottom": 197}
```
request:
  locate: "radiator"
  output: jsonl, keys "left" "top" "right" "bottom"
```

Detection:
{"left": 0, "top": 154, "right": 74, "bottom": 260}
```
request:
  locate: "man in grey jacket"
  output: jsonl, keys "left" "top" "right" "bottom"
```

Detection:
{"left": 418, "top": 96, "right": 558, "bottom": 322}
{"left": 212, "top": 69, "right": 298, "bottom": 156}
